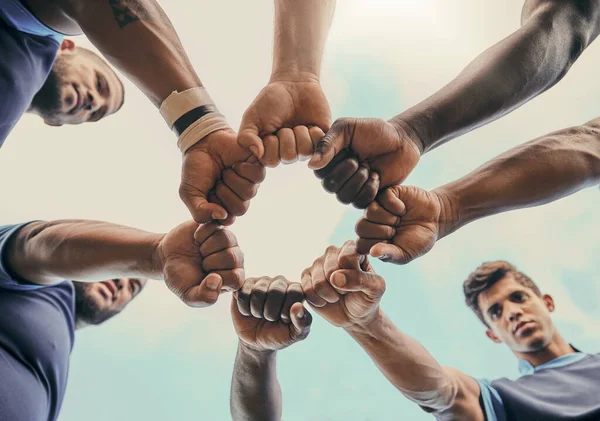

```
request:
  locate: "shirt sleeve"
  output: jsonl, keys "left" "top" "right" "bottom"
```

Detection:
{"left": 0, "top": 222, "right": 48, "bottom": 291}
{"left": 476, "top": 379, "right": 506, "bottom": 421}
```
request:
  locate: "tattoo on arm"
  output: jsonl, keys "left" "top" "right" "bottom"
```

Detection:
{"left": 108, "top": 0, "right": 152, "bottom": 28}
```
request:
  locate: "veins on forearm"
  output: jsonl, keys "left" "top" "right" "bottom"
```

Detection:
{"left": 108, "top": 0, "right": 152, "bottom": 28}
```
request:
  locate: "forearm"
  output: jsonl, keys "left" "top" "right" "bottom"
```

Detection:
{"left": 436, "top": 118, "right": 600, "bottom": 237}
{"left": 61, "top": 0, "right": 201, "bottom": 106}
{"left": 5, "top": 220, "right": 162, "bottom": 285}
{"left": 271, "top": 0, "right": 336, "bottom": 80}
{"left": 347, "top": 310, "right": 457, "bottom": 412}
{"left": 391, "top": 0, "right": 600, "bottom": 153}
{"left": 230, "top": 342, "right": 282, "bottom": 421}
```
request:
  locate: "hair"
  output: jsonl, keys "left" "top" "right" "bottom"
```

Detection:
{"left": 463, "top": 260, "right": 541, "bottom": 325}
{"left": 77, "top": 47, "right": 126, "bottom": 111}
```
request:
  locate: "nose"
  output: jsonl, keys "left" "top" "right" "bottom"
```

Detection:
{"left": 505, "top": 302, "right": 523, "bottom": 323}
{"left": 84, "top": 91, "right": 100, "bottom": 112}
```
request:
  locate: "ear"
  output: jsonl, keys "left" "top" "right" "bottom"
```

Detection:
{"left": 60, "top": 39, "right": 76, "bottom": 52}
{"left": 486, "top": 329, "right": 502, "bottom": 344}
{"left": 542, "top": 294, "right": 555, "bottom": 313}
{"left": 44, "top": 119, "right": 63, "bottom": 127}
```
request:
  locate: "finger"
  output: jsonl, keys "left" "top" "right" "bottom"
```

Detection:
{"left": 364, "top": 201, "right": 401, "bottom": 226}
{"left": 222, "top": 168, "right": 259, "bottom": 201}
{"left": 264, "top": 276, "right": 288, "bottom": 322}
{"left": 237, "top": 129, "right": 264, "bottom": 158}
{"left": 323, "top": 246, "right": 341, "bottom": 281}
{"left": 369, "top": 243, "right": 410, "bottom": 265}
{"left": 322, "top": 158, "right": 360, "bottom": 194}
{"left": 231, "top": 156, "right": 266, "bottom": 184}
{"left": 214, "top": 182, "right": 249, "bottom": 218}
{"left": 293, "top": 126, "right": 314, "bottom": 161}
{"left": 356, "top": 237, "right": 382, "bottom": 256}
{"left": 353, "top": 172, "right": 379, "bottom": 209}
{"left": 194, "top": 222, "right": 223, "bottom": 245}
{"left": 378, "top": 188, "right": 407, "bottom": 216}
{"left": 202, "top": 247, "right": 244, "bottom": 272}
{"left": 289, "top": 302, "right": 312, "bottom": 342}
{"left": 199, "top": 227, "right": 238, "bottom": 257}
{"left": 313, "top": 148, "right": 353, "bottom": 180}
{"left": 281, "top": 282, "right": 304, "bottom": 324}
{"left": 207, "top": 192, "right": 236, "bottom": 226}
{"left": 301, "top": 268, "right": 326, "bottom": 308}
{"left": 330, "top": 269, "right": 385, "bottom": 299}
{"left": 260, "top": 134, "right": 280, "bottom": 168}
{"left": 308, "top": 119, "right": 349, "bottom": 170}
{"left": 337, "top": 240, "right": 364, "bottom": 271}
{"left": 237, "top": 278, "right": 257, "bottom": 316}
{"left": 181, "top": 273, "right": 223, "bottom": 308}
{"left": 212, "top": 268, "right": 245, "bottom": 292}
{"left": 336, "top": 165, "right": 369, "bottom": 205}
{"left": 250, "top": 278, "right": 270, "bottom": 318}
{"left": 355, "top": 220, "right": 395, "bottom": 240}
{"left": 277, "top": 128, "right": 298, "bottom": 164}
{"left": 180, "top": 189, "right": 228, "bottom": 223}
{"left": 311, "top": 254, "right": 340, "bottom": 304}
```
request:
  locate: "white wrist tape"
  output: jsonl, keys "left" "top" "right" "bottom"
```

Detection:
{"left": 159, "top": 87, "right": 232, "bottom": 154}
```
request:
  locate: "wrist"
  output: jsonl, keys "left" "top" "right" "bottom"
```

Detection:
{"left": 344, "top": 307, "right": 385, "bottom": 335}
{"left": 269, "top": 69, "right": 320, "bottom": 84}
{"left": 238, "top": 341, "right": 277, "bottom": 361}
{"left": 431, "top": 185, "right": 462, "bottom": 239}
{"left": 150, "top": 234, "right": 166, "bottom": 280}
{"left": 389, "top": 114, "right": 432, "bottom": 155}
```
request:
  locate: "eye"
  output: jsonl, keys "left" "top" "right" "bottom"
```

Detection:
{"left": 489, "top": 306, "right": 502, "bottom": 321}
{"left": 96, "top": 75, "right": 103, "bottom": 93}
{"left": 511, "top": 292, "right": 526, "bottom": 303}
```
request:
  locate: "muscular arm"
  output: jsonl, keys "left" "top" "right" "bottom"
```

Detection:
{"left": 59, "top": 0, "right": 201, "bottom": 106}
{"left": 437, "top": 117, "right": 600, "bottom": 237}
{"left": 5, "top": 220, "right": 161, "bottom": 285}
{"left": 271, "top": 0, "right": 336, "bottom": 80}
{"left": 230, "top": 343, "right": 282, "bottom": 421}
{"left": 347, "top": 311, "right": 484, "bottom": 421}
{"left": 392, "top": 0, "right": 600, "bottom": 153}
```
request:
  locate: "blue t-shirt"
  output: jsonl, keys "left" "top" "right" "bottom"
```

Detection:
{"left": 0, "top": 0, "right": 65, "bottom": 146}
{"left": 478, "top": 351, "right": 600, "bottom": 421}
{"left": 0, "top": 223, "right": 75, "bottom": 421}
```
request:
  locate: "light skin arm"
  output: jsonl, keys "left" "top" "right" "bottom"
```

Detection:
{"left": 393, "top": 0, "right": 600, "bottom": 153}
{"left": 230, "top": 276, "right": 310, "bottom": 421}
{"left": 58, "top": 0, "right": 200, "bottom": 106}
{"left": 356, "top": 117, "right": 600, "bottom": 263}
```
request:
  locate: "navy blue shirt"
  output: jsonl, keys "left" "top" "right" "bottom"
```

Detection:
{"left": 0, "top": 0, "right": 64, "bottom": 146}
{"left": 0, "top": 223, "right": 75, "bottom": 421}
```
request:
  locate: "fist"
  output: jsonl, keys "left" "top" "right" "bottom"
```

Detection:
{"left": 232, "top": 276, "right": 312, "bottom": 352}
{"left": 301, "top": 241, "right": 385, "bottom": 330}
{"left": 156, "top": 221, "right": 244, "bottom": 307}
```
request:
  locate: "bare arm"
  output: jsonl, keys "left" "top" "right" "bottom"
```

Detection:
{"left": 392, "top": 0, "right": 600, "bottom": 153}
{"left": 5, "top": 220, "right": 161, "bottom": 285}
{"left": 272, "top": 0, "right": 336, "bottom": 80}
{"left": 59, "top": 0, "right": 201, "bottom": 106}
{"left": 347, "top": 311, "right": 484, "bottom": 420}
{"left": 437, "top": 117, "right": 600, "bottom": 237}
{"left": 230, "top": 344, "right": 282, "bottom": 421}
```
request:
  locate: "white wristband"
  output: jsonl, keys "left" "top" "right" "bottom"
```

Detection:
{"left": 159, "top": 87, "right": 215, "bottom": 128}
{"left": 177, "top": 112, "right": 231, "bottom": 154}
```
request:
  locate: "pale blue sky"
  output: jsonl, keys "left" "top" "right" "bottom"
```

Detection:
{"left": 0, "top": 1, "right": 598, "bottom": 420}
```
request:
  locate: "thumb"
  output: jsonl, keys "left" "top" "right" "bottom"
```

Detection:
{"left": 181, "top": 273, "right": 223, "bottom": 308}
{"left": 289, "top": 302, "right": 312, "bottom": 341}
{"left": 370, "top": 242, "right": 411, "bottom": 265}
{"left": 237, "top": 127, "right": 265, "bottom": 159}
{"left": 330, "top": 269, "right": 385, "bottom": 298}
{"left": 308, "top": 120, "right": 348, "bottom": 170}
{"left": 187, "top": 195, "right": 228, "bottom": 224}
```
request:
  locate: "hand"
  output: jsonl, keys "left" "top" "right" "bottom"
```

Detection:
{"left": 155, "top": 221, "right": 244, "bottom": 307}
{"left": 355, "top": 185, "right": 453, "bottom": 265}
{"left": 232, "top": 276, "right": 311, "bottom": 352}
{"left": 301, "top": 241, "right": 385, "bottom": 330}
{"left": 237, "top": 78, "right": 331, "bottom": 160}
{"left": 179, "top": 129, "right": 266, "bottom": 226}
{"left": 309, "top": 118, "right": 422, "bottom": 208}
{"left": 258, "top": 125, "right": 325, "bottom": 168}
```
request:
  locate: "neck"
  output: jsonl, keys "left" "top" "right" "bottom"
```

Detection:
{"left": 514, "top": 329, "right": 574, "bottom": 367}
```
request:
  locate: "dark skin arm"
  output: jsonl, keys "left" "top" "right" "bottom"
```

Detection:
{"left": 311, "top": 0, "right": 600, "bottom": 208}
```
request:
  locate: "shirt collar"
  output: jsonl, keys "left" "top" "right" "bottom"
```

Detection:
{"left": 518, "top": 347, "right": 588, "bottom": 376}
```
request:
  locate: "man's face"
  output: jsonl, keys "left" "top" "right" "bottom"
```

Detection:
{"left": 74, "top": 278, "right": 146, "bottom": 326}
{"left": 31, "top": 40, "right": 124, "bottom": 126}
{"left": 478, "top": 274, "right": 556, "bottom": 353}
